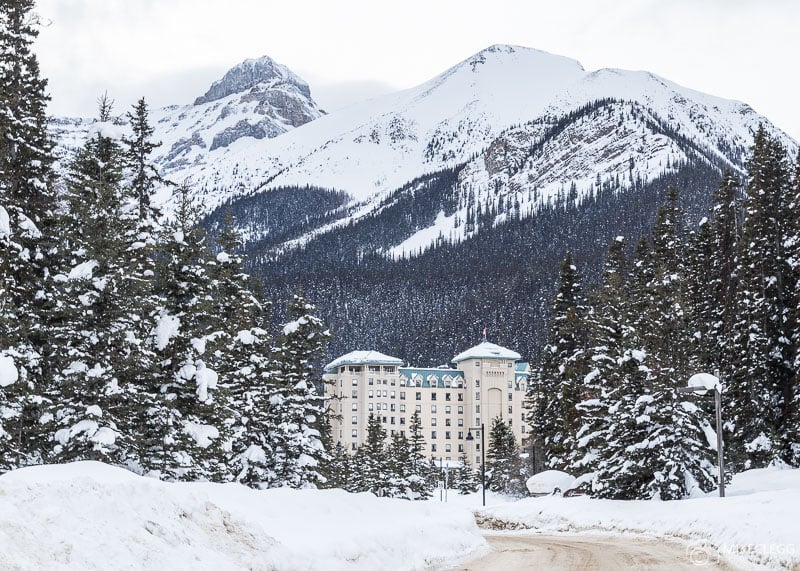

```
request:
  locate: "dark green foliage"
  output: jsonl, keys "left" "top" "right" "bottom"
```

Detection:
{"left": 487, "top": 417, "right": 526, "bottom": 496}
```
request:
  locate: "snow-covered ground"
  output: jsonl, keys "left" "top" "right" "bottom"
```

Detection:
{"left": 478, "top": 466, "right": 800, "bottom": 570}
{"left": 1, "top": 462, "right": 796, "bottom": 570}
{"left": 0, "top": 462, "right": 485, "bottom": 570}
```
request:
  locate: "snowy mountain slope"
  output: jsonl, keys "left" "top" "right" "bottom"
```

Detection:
{"left": 48, "top": 55, "right": 322, "bottom": 183}
{"left": 162, "top": 44, "right": 794, "bottom": 255}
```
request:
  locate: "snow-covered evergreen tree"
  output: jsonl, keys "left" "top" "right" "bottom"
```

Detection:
{"left": 269, "top": 294, "right": 331, "bottom": 488}
{"left": 533, "top": 251, "right": 588, "bottom": 469}
{"left": 487, "top": 417, "right": 525, "bottom": 496}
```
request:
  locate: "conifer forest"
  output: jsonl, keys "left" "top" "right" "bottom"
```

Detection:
{"left": 1, "top": 0, "right": 800, "bottom": 503}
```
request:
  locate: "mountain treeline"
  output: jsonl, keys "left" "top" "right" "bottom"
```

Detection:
{"left": 0, "top": 3, "right": 330, "bottom": 488}
{"left": 530, "top": 127, "right": 800, "bottom": 499}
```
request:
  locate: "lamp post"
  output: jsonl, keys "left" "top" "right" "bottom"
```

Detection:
{"left": 465, "top": 423, "right": 486, "bottom": 506}
{"left": 678, "top": 372, "right": 725, "bottom": 498}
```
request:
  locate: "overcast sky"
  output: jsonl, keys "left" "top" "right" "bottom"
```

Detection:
{"left": 35, "top": 0, "right": 800, "bottom": 140}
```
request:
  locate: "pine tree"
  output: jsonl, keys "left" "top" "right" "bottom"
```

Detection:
{"left": 728, "top": 127, "right": 794, "bottom": 468}
{"left": 122, "top": 97, "right": 165, "bottom": 221}
{"left": 46, "top": 95, "right": 155, "bottom": 467}
{"left": 269, "top": 294, "right": 331, "bottom": 488}
{"left": 533, "top": 251, "right": 588, "bottom": 469}
{"left": 454, "top": 453, "right": 480, "bottom": 494}
{"left": 571, "top": 236, "right": 629, "bottom": 478}
{"left": 354, "top": 413, "right": 391, "bottom": 495}
{"left": 0, "top": 0, "right": 55, "bottom": 472}
{"left": 487, "top": 416, "right": 525, "bottom": 496}
{"left": 147, "top": 184, "right": 231, "bottom": 481}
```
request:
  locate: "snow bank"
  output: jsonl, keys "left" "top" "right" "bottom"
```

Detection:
{"left": 0, "top": 462, "right": 486, "bottom": 570}
{"left": 479, "top": 466, "right": 800, "bottom": 570}
{"left": 525, "top": 470, "right": 575, "bottom": 495}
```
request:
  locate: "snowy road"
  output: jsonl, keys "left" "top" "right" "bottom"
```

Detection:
{"left": 449, "top": 533, "right": 741, "bottom": 570}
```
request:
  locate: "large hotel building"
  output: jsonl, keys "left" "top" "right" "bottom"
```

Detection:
{"left": 323, "top": 341, "right": 531, "bottom": 466}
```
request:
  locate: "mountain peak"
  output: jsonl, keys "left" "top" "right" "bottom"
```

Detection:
{"left": 463, "top": 44, "right": 585, "bottom": 73}
{"left": 194, "top": 55, "right": 312, "bottom": 105}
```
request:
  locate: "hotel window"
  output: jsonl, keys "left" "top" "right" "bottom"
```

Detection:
{"left": 390, "top": 391, "right": 396, "bottom": 399}
{"left": 507, "top": 380, "right": 512, "bottom": 388}
{"left": 368, "top": 378, "right": 374, "bottom": 385}
{"left": 508, "top": 406, "right": 513, "bottom": 414}
{"left": 368, "top": 365, "right": 380, "bottom": 373}
{"left": 416, "top": 392, "right": 422, "bottom": 400}
{"left": 458, "top": 419, "right": 464, "bottom": 427}
{"left": 521, "top": 425, "right": 526, "bottom": 433}
{"left": 383, "top": 379, "right": 388, "bottom": 385}
{"left": 458, "top": 393, "right": 463, "bottom": 401}
{"left": 475, "top": 361, "right": 480, "bottom": 367}
{"left": 445, "top": 444, "right": 451, "bottom": 453}
{"left": 431, "top": 431, "right": 437, "bottom": 439}
{"left": 431, "top": 393, "right": 437, "bottom": 401}
{"left": 352, "top": 379, "right": 358, "bottom": 386}
{"left": 351, "top": 390, "right": 357, "bottom": 398}
{"left": 400, "top": 418, "right": 406, "bottom": 425}
{"left": 431, "top": 418, "right": 437, "bottom": 426}
{"left": 432, "top": 444, "right": 437, "bottom": 452}
{"left": 351, "top": 416, "right": 357, "bottom": 424}
{"left": 508, "top": 418, "right": 513, "bottom": 426}
{"left": 476, "top": 405, "right": 480, "bottom": 413}
{"left": 400, "top": 404, "right": 406, "bottom": 412}
{"left": 391, "top": 379, "right": 396, "bottom": 386}
{"left": 415, "top": 405, "right": 421, "bottom": 412}
{"left": 400, "top": 430, "right": 406, "bottom": 437}
{"left": 476, "top": 417, "right": 480, "bottom": 426}
{"left": 368, "top": 403, "right": 374, "bottom": 411}
{"left": 445, "top": 418, "right": 451, "bottom": 426}
{"left": 445, "top": 431, "right": 451, "bottom": 440}
{"left": 352, "top": 443, "right": 357, "bottom": 451}
{"left": 382, "top": 416, "right": 387, "bottom": 423}
{"left": 368, "top": 390, "right": 373, "bottom": 398}
{"left": 431, "top": 405, "right": 437, "bottom": 414}
{"left": 458, "top": 406, "right": 464, "bottom": 414}
{"left": 400, "top": 391, "right": 406, "bottom": 400}
{"left": 458, "top": 431, "right": 464, "bottom": 439}
{"left": 351, "top": 429, "right": 357, "bottom": 438}
{"left": 390, "top": 404, "right": 396, "bottom": 412}
{"left": 382, "top": 403, "right": 388, "bottom": 410}
{"left": 508, "top": 393, "right": 513, "bottom": 401}
{"left": 391, "top": 417, "right": 395, "bottom": 424}
{"left": 475, "top": 392, "right": 480, "bottom": 401}
{"left": 383, "top": 390, "right": 388, "bottom": 397}
{"left": 445, "top": 393, "right": 451, "bottom": 401}
{"left": 384, "top": 366, "right": 396, "bottom": 373}
{"left": 352, "top": 403, "right": 358, "bottom": 411}
{"left": 458, "top": 444, "right": 464, "bottom": 453}
{"left": 390, "top": 430, "right": 395, "bottom": 436}
{"left": 445, "top": 406, "right": 451, "bottom": 414}
{"left": 475, "top": 380, "right": 480, "bottom": 388}
{"left": 475, "top": 455, "right": 480, "bottom": 464}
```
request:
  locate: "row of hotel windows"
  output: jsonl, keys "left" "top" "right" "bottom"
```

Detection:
{"left": 344, "top": 377, "right": 523, "bottom": 390}
{"left": 348, "top": 390, "right": 518, "bottom": 403}
{"left": 350, "top": 415, "right": 523, "bottom": 431}
{"left": 350, "top": 403, "right": 520, "bottom": 417}
{"left": 342, "top": 366, "right": 397, "bottom": 373}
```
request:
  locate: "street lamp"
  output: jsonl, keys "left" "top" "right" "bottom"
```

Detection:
{"left": 678, "top": 372, "right": 725, "bottom": 498}
{"left": 465, "top": 423, "right": 486, "bottom": 506}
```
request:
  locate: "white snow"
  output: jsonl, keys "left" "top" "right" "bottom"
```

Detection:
{"left": 87, "top": 121, "right": 126, "bottom": 141}
{"left": 0, "top": 205, "right": 10, "bottom": 237}
{"left": 324, "top": 350, "right": 404, "bottom": 372}
{"left": 452, "top": 341, "right": 521, "bottom": 363}
{"left": 183, "top": 421, "right": 219, "bottom": 448}
{"left": 688, "top": 372, "right": 721, "bottom": 394}
{"left": 525, "top": 470, "right": 576, "bottom": 495}
{"left": 236, "top": 330, "right": 255, "bottom": 345}
{"left": 154, "top": 312, "right": 181, "bottom": 351}
{"left": 194, "top": 361, "right": 219, "bottom": 402}
{"left": 0, "top": 462, "right": 486, "bottom": 570}
{"left": 0, "top": 355, "right": 18, "bottom": 387}
{"left": 68, "top": 260, "right": 99, "bottom": 281}
{"left": 480, "top": 466, "right": 800, "bottom": 570}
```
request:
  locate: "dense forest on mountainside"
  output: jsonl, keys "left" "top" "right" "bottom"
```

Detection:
{"left": 214, "top": 158, "right": 722, "bottom": 366}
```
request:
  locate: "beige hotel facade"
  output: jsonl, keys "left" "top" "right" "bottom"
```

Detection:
{"left": 323, "top": 341, "right": 531, "bottom": 466}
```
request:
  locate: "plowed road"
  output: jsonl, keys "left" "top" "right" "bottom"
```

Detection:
{"left": 450, "top": 533, "right": 740, "bottom": 570}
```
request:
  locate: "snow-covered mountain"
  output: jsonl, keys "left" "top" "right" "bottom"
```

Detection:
{"left": 49, "top": 54, "right": 323, "bottom": 178}
{"left": 133, "top": 44, "right": 792, "bottom": 255}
